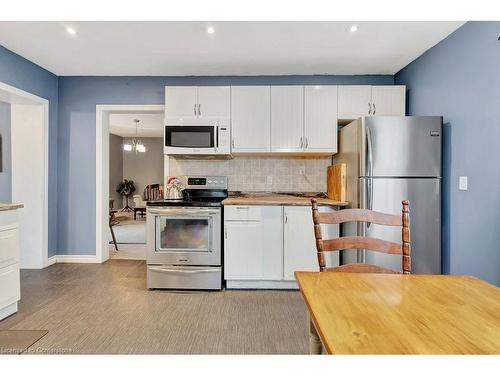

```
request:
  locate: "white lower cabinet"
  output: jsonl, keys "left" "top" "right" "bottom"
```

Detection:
{"left": 224, "top": 206, "right": 283, "bottom": 280}
{"left": 0, "top": 210, "right": 21, "bottom": 320}
{"left": 283, "top": 206, "right": 339, "bottom": 280}
{"left": 224, "top": 205, "right": 339, "bottom": 288}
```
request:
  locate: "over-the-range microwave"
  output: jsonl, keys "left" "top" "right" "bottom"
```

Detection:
{"left": 164, "top": 119, "right": 231, "bottom": 155}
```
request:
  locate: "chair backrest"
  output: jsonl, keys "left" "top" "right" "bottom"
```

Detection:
{"left": 311, "top": 199, "right": 411, "bottom": 274}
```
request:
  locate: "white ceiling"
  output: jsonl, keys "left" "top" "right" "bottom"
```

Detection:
{"left": 0, "top": 21, "right": 464, "bottom": 76}
{"left": 109, "top": 113, "right": 164, "bottom": 138}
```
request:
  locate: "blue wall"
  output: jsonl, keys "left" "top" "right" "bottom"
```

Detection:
{"left": 0, "top": 102, "right": 11, "bottom": 202}
{"left": 58, "top": 75, "right": 393, "bottom": 255}
{"left": 0, "top": 46, "right": 59, "bottom": 257}
{"left": 396, "top": 22, "right": 500, "bottom": 285}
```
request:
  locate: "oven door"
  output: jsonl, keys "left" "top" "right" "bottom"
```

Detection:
{"left": 164, "top": 125, "right": 217, "bottom": 154}
{"left": 147, "top": 207, "right": 221, "bottom": 266}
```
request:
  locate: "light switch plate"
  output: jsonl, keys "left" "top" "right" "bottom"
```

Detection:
{"left": 459, "top": 176, "right": 468, "bottom": 191}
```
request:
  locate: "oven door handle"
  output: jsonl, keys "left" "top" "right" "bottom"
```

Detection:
{"left": 148, "top": 208, "right": 220, "bottom": 216}
{"left": 148, "top": 266, "right": 220, "bottom": 274}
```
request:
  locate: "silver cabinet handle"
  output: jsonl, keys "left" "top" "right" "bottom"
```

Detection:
{"left": 368, "top": 102, "right": 372, "bottom": 115}
{"left": 373, "top": 103, "right": 376, "bottom": 115}
{"left": 236, "top": 206, "right": 249, "bottom": 210}
{"left": 300, "top": 137, "right": 303, "bottom": 148}
{"left": 198, "top": 103, "right": 201, "bottom": 116}
{"left": 305, "top": 137, "right": 308, "bottom": 149}
{"left": 285, "top": 214, "right": 288, "bottom": 224}
{"left": 194, "top": 103, "right": 197, "bottom": 116}
{"left": 231, "top": 138, "right": 235, "bottom": 148}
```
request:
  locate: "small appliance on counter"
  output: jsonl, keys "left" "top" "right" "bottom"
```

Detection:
{"left": 164, "top": 176, "right": 184, "bottom": 200}
{"left": 146, "top": 176, "right": 228, "bottom": 290}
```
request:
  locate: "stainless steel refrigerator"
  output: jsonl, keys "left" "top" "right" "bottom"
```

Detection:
{"left": 334, "top": 116, "right": 442, "bottom": 274}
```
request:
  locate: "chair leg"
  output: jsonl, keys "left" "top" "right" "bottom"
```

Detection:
{"left": 109, "top": 224, "right": 118, "bottom": 251}
{"left": 309, "top": 316, "right": 322, "bottom": 354}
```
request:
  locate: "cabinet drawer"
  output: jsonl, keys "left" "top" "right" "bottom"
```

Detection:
{"left": 0, "top": 228, "right": 19, "bottom": 269}
{"left": 224, "top": 206, "right": 263, "bottom": 221}
{"left": 0, "top": 263, "right": 20, "bottom": 308}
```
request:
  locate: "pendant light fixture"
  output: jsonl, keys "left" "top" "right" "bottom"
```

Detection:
{"left": 123, "top": 119, "right": 146, "bottom": 153}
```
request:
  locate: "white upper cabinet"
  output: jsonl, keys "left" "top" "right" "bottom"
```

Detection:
{"left": 165, "top": 86, "right": 230, "bottom": 121}
{"left": 231, "top": 86, "right": 271, "bottom": 153}
{"left": 304, "top": 85, "right": 338, "bottom": 153}
{"left": 338, "top": 85, "right": 406, "bottom": 120}
{"left": 165, "top": 86, "right": 198, "bottom": 119}
{"left": 371, "top": 85, "right": 406, "bottom": 116}
{"left": 338, "top": 85, "right": 372, "bottom": 120}
{"left": 197, "top": 86, "right": 230, "bottom": 118}
{"left": 271, "top": 86, "right": 304, "bottom": 152}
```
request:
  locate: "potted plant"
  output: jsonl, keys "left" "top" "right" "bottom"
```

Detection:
{"left": 116, "top": 179, "right": 136, "bottom": 212}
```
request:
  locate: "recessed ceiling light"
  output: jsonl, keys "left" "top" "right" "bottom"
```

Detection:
{"left": 66, "top": 27, "right": 77, "bottom": 36}
{"left": 348, "top": 25, "right": 358, "bottom": 33}
{"left": 207, "top": 26, "right": 215, "bottom": 35}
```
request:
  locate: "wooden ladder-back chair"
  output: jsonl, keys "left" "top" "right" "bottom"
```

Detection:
{"left": 310, "top": 199, "right": 411, "bottom": 274}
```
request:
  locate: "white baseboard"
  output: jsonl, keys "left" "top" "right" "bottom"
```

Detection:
{"left": 225, "top": 280, "right": 299, "bottom": 290}
{"left": 47, "top": 255, "right": 101, "bottom": 264}
{"left": 46, "top": 255, "right": 57, "bottom": 266}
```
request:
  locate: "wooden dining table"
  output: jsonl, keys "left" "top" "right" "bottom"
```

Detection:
{"left": 295, "top": 271, "right": 500, "bottom": 354}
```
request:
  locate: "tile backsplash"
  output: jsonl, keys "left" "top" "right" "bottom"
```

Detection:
{"left": 169, "top": 156, "right": 331, "bottom": 192}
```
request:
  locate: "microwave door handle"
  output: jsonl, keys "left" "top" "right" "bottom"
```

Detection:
{"left": 216, "top": 125, "right": 219, "bottom": 149}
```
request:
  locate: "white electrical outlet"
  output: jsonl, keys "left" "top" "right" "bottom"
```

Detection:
{"left": 266, "top": 176, "right": 273, "bottom": 185}
{"left": 299, "top": 165, "right": 306, "bottom": 175}
{"left": 459, "top": 176, "right": 468, "bottom": 191}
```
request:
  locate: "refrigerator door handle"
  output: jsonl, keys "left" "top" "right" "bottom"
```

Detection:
{"left": 366, "top": 125, "right": 374, "bottom": 178}
{"left": 366, "top": 178, "right": 373, "bottom": 228}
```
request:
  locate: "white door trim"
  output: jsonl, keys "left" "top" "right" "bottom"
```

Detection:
{"left": 96, "top": 104, "right": 165, "bottom": 263}
{"left": 0, "top": 81, "right": 50, "bottom": 268}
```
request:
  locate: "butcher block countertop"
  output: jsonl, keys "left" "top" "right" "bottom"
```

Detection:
{"left": 222, "top": 192, "right": 349, "bottom": 207}
{"left": 0, "top": 203, "right": 24, "bottom": 211}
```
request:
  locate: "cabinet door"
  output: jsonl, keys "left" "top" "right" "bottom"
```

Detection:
{"left": 283, "top": 206, "right": 339, "bottom": 280}
{"left": 231, "top": 86, "right": 271, "bottom": 152}
{"left": 0, "top": 263, "right": 20, "bottom": 308}
{"left": 197, "top": 86, "right": 230, "bottom": 118}
{"left": 224, "top": 206, "right": 282, "bottom": 280}
{"left": 338, "top": 85, "right": 372, "bottom": 120}
{"left": 371, "top": 85, "right": 406, "bottom": 116}
{"left": 224, "top": 221, "right": 264, "bottom": 279}
{"left": 270, "top": 86, "right": 304, "bottom": 152}
{"left": 304, "top": 85, "right": 338, "bottom": 153}
{"left": 165, "top": 86, "right": 198, "bottom": 119}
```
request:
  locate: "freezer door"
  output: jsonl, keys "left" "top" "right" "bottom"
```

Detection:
{"left": 360, "top": 177, "right": 441, "bottom": 274}
{"left": 364, "top": 116, "right": 442, "bottom": 177}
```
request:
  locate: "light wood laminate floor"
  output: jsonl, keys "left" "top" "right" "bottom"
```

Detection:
{"left": 0, "top": 260, "right": 308, "bottom": 354}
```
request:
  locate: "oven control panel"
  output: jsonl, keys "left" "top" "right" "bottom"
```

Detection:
{"left": 184, "top": 176, "right": 228, "bottom": 189}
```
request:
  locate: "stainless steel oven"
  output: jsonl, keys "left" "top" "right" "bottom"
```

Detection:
{"left": 147, "top": 207, "right": 221, "bottom": 266}
{"left": 146, "top": 175, "right": 227, "bottom": 290}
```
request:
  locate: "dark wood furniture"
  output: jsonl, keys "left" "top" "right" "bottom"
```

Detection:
{"left": 109, "top": 209, "right": 118, "bottom": 251}
{"left": 133, "top": 207, "right": 146, "bottom": 220}
{"left": 311, "top": 198, "right": 411, "bottom": 274}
